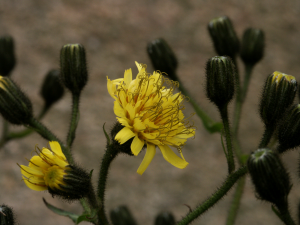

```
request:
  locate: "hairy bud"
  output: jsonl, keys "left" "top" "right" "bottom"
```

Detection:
{"left": 0, "top": 36, "right": 16, "bottom": 76}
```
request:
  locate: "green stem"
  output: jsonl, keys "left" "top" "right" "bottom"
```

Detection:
{"left": 27, "top": 117, "right": 73, "bottom": 164}
{"left": 232, "top": 64, "right": 253, "bottom": 137}
{"left": 259, "top": 126, "right": 274, "bottom": 148}
{"left": 276, "top": 204, "right": 296, "bottom": 225}
{"left": 225, "top": 176, "right": 246, "bottom": 225}
{"left": 177, "top": 166, "right": 247, "bottom": 225}
{"left": 97, "top": 144, "right": 119, "bottom": 225}
{"left": 177, "top": 78, "right": 223, "bottom": 133}
{"left": 67, "top": 93, "right": 80, "bottom": 148}
{"left": 219, "top": 104, "right": 235, "bottom": 174}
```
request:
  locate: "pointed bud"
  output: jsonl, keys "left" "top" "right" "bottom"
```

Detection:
{"left": 155, "top": 212, "right": 176, "bottom": 225}
{"left": 0, "top": 204, "right": 16, "bottom": 225}
{"left": 0, "top": 36, "right": 16, "bottom": 76}
{"left": 208, "top": 16, "right": 239, "bottom": 59}
{"left": 240, "top": 28, "right": 265, "bottom": 65}
{"left": 205, "top": 56, "right": 236, "bottom": 108}
{"left": 147, "top": 38, "right": 178, "bottom": 80}
{"left": 110, "top": 205, "right": 137, "bottom": 225}
{"left": 277, "top": 104, "right": 300, "bottom": 152}
{"left": 259, "top": 71, "right": 297, "bottom": 128}
{"left": 0, "top": 76, "right": 32, "bottom": 125}
{"left": 60, "top": 44, "right": 88, "bottom": 94}
{"left": 248, "top": 148, "right": 291, "bottom": 207}
{"left": 40, "top": 69, "right": 65, "bottom": 107}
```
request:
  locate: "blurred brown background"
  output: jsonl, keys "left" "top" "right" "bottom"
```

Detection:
{"left": 1, "top": 0, "right": 300, "bottom": 224}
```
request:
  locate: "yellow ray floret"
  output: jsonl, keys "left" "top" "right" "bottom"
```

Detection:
{"left": 107, "top": 61, "right": 195, "bottom": 175}
{"left": 19, "top": 141, "right": 68, "bottom": 191}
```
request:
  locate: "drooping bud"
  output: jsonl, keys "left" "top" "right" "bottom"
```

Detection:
{"left": 277, "top": 104, "right": 300, "bottom": 153}
{"left": 147, "top": 38, "right": 178, "bottom": 80}
{"left": 240, "top": 28, "right": 265, "bottom": 65}
{"left": 60, "top": 44, "right": 88, "bottom": 94}
{"left": 205, "top": 56, "right": 236, "bottom": 108}
{"left": 40, "top": 69, "right": 65, "bottom": 108}
{"left": 0, "top": 204, "right": 16, "bottom": 225}
{"left": 110, "top": 205, "right": 137, "bottom": 225}
{"left": 259, "top": 71, "right": 297, "bottom": 128}
{"left": 0, "top": 36, "right": 16, "bottom": 76}
{"left": 0, "top": 76, "right": 33, "bottom": 125}
{"left": 208, "top": 16, "right": 239, "bottom": 59}
{"left": 248, "top": 148, "right": 291, "bottom": 207}
{"left": 155, "top": 212, "right": 176, "bottom": 225}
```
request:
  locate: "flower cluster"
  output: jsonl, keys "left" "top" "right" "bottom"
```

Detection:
{"left": 107, "top": 62, "right": 195, "bottom": 174}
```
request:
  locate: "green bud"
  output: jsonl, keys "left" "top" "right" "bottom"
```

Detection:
{"left": 147, "top": 38, "right": 178, "bottom": 80}
{"left": 0, "top": 36, "right": 16, "bottom": 76}
{"left": 0, "top": 76, "right": 33, "bottom": 125}
{"left": 155, "top": 212, "right": 175, "bottom": 225}
{"left": 205, "top": 56, "right": 236, "bottom": 108}
{"left": 110, "top": 122, "right": 134, "bottom": 156}
{"left": 248, "top": 148, "right": 291, "bottom": 207}
{"left": 208, "top": 16, "right": 239, "bottom": 59}
{"left": 110, "top": 205, "right": 137, "bottom": 225}
{"left": 277, "top": 104, "right": 300, "bottom": 152}
{"left": 240, "top": 28, "right": 265, "bottom": 65}
{"left": 60, "top": 44, "right": 88, "bottom": 94}
{"left": 0, "top": 204, "right": 16, "bottom": 225}
{"left": 48, "top": 165, "right": 92, "bottom": 201}
{"left": 40, "top": 69, "right": 65, "bottom": 107}
{"left": 259, "top": 71, "right": 297, "bottom": 128}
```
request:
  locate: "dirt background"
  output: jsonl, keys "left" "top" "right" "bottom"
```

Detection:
{"left": 1, "top": 0, "right": 300, "bottom": 224}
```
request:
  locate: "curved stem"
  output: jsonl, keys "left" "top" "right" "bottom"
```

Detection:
{"left": 176, "top": 76, "right": 223, "bottom": 133}
{"left": 67, "top": 93, "right": 80, "bottom": 148}
{"left": 177, "top": 166, "right": 247, "bottom": 225}
{"left": 97, "top": 144, "right": 119, "bottom": 225}
{"left": 259, "top": 126, "right": 274, "bottom": 148}
{"left": 225, "top": 176, "right": 246, "bottom": 225}
{"left": 219, "top": 104, "right": 235, "bottom": 174}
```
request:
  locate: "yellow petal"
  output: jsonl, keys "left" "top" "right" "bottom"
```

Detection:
{"left": 114, "top": 101, "right": 126, "bottom": 118}
{"left": 125, "top": 103, "right": 135, "bottom": 120}
{"left": 133, "top": 118, "right": 146, "bottom": 131}
{"left": 23, "top": 178, "right": 47, "bottom": 191}
{"left": 29, "top": 155, "right": 50, "bottom": 170}
{"left": 158, "top": 145, "right": 188, "bottom": 169}
{"left": 117, "top": 117, "right": 133, "bottom": 128}
{"left": 135, "top": 61, "right": 143, "bottom": 72}
{"left": 20, "top": 165, "right": 44, "bottom": 178}
{"left": 107, "top": 77, "right": 117, "bottom": 99}
{"left": 137, "top": 143, "right": 156, "bottom": 175}
{"left": 131, "top": 136, "right": 144, "bottom": 156}
{"left": 124, "top": 68, "right": 132, "bottom": 89}
{"left": 49, "top": 141, "right": 66, "bottom": 161}
{"left": 115, "top": 127, "right": 136, "bottom": 144}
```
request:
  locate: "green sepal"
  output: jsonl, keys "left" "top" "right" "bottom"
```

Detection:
{"left": 89, "top": 169, "right": 94, "bottom": 178}
{"left": 271, "top": 205, "right": 284, "bottom": 223}
{"left": 103, "top": 123, "right": 110, "bottom": 146}
{"left": 43, "top": 198, "right": 79, "bottom": 223}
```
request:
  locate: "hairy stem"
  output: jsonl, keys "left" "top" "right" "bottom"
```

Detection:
{"left": 67, "top": 93, "right": 80, "bottom": 148}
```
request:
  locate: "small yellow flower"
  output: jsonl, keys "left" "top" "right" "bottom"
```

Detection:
{"left": 107, "top": 62, "right": 195, "bottom": 175}
{"left": 19, "top": 141, "right": 69, "bottom": 191}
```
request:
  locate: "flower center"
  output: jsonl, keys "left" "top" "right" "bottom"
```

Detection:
{"left": 44, "top": 165, "right": 65, "bottom": 189}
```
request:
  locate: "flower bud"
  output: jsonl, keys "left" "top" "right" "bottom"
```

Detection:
{"left": 0, "top": 76, "right": 32, "bottom": 125}
{"left": 208, "top": 16, "right": 239, "bottom": 59}
{"left": 20, "top": 141, "right": 92, "bottom": 201}
{"left": 277, "top": 104, "right": 300, "bottom": 153}
{"left": 0, "top": 36, "right": 16, "bottom": 76}
{"left": 248, "top": 148, "right": 291, "bottom": 207}
{"left": 240, "top": 28, "right": 265, "bottom": 65}
{"left": 40, "top": 69, "right": 65, "bottom": 107}
{"left": 147, "top": 38, "right": 178, "bottom": 80}
{"left": 259, "top": 71, "right": 297, "bottom": 128}
{"left": 110, "top": 205, "right": 137, "bottom": 225}
{"left": 0, "top": 204, "right": 16, "bottom": 225}
{"left": 205, "top": 56, "right": 236, "bottom": 108}
{"left": 60, "top": 44, "right": 88, "bottom": 94}
{"left": 155, "top": 212, "right": 175, "bottom": 225}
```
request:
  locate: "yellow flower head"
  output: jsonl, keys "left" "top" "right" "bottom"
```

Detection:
{"left": 19, "top": 141, "right": 69, "bottom": 191}
{"left": 107, "top": 62, "right": 195, "bottom": 175}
